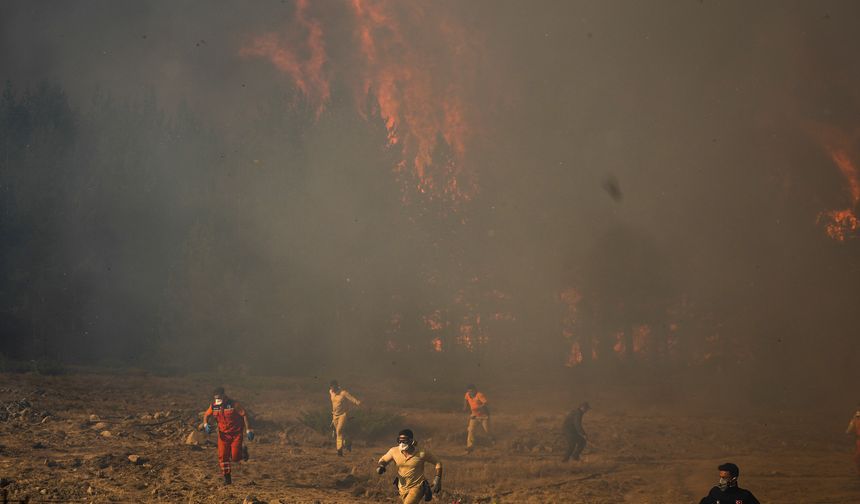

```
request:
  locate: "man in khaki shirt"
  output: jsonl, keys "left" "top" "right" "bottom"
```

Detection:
{"left": 329, "top": 380, "right": 361, "bottom": 456}
{"left": 377, "top": 429, "right": 442, "bottom": 504}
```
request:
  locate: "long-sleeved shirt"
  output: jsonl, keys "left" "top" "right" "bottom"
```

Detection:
{"left": 563, "top": 408, "right": 586, "bottom": 437}
{"left": 204, "top": 399, "right": 247, "bottom": 435}
{"left": 378, "top": 445, "right": 441, "bottom": 490}
{"left": 330, "top": 389, "right": 361, "bottom": 416}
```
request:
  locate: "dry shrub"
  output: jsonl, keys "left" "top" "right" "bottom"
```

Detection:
{"left": 298, "top": 407, "right": 404, "bottom": 441}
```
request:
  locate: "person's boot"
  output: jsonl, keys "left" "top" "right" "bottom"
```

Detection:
{"left": 223, "top": 473, "right": 232, "bottom": 485}
{"left": 337, "top": 448, "right": 343, "bottom": 457}
{"left": 242, "top": 446, "right": 249, "bottom": 461}
{"left": 346, "top": 440, "right": 352, "bottom": 453}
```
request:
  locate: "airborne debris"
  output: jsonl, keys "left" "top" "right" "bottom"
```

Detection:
{"left": 602, "top": 175, "right": 622, "bottom": 202}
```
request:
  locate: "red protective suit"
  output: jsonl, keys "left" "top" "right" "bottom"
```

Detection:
{"left": 205, "top": 400, "right": 246, "bottom": 475}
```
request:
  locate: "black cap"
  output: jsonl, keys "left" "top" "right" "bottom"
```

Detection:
{"left": 466, "top": 384, "right": 477, "bottom": 391}
{"left": 718, "top": 462, "right": 739, "bottom": 478}
{"left": 580, "top": 401, "right": 591, "bottom": 410}
{"left": 329, "top": 380, "right": 339, "bottom": 388}
{"left": 398, "top": 429, "right": 414, "bottom": 440}
{"left": 213, "top": 386, "right": 225, "bottom": 397}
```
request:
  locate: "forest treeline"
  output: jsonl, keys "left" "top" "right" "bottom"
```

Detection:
{"left": 1, "top": 81, "right": 857, "bottom": 392}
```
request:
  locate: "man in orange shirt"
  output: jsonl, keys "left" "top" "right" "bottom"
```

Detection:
{"left": 203, "top": 387, "right": 254, "bottom": 485}
{"left": 463, "top": 384, "right": 493, "bottom": 453}
{"left": 845, "top": 403, "right": 860, "bottom": 476}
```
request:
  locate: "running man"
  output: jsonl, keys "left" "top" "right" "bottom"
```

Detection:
{"left": 202, "top": 386, "right": 254, "bottom": 485}
{"left": 377, "top": 429, "right": 442, "bottom": 503}
{"left": 463, "top": 384, "right": 493, "bottom": 452}
{"left": 329, "top": 379, "right": 361, "bottom": 456}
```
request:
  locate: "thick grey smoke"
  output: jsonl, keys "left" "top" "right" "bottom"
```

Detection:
{"left": 1, "top": 1, "right": 858, "bottom": 405}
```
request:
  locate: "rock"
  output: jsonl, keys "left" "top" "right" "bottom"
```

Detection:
{"left": 93, "top": 422, "right": 108, "bottom": 430}
{"left": 128, "top": 454, "right": 143, "bottom": 465}
{"left": 140, "top": 413, "right": 153, "bottom": 420}
{"left": 185, "top": 430, "right": 207, "bottom": 445}
{"left": 89, "top": 414, "right": 100, "bottom": 422}
{"left": 153, "top": 411, "right": 164, "bottom": 420}
{"left": 242, "top": 495, "right": 262, "bottom": 504}
{"left": 87, "top": 485, "right": 95, "bottom": 495}
{"left": 100, "top": 430, "right": 112, "bottom": 437}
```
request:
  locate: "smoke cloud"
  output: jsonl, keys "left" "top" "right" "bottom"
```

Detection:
{"left": 1, "top": 1, "right": 858, "bottom": 406}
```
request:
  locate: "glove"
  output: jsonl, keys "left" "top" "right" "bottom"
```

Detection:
{"left": 246, "top": 430, "right": 255, "bottom": 441}
{"left": 431, "top": 475, "right": 442, "bottom": 494}
{"left": 204, "top": 423, "right": 212, "bottom": 434}
{"left": 376, "top": 463, "right": 387, "bottom": 475}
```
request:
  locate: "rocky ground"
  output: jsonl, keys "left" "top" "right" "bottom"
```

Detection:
{"left": 0, "top": 371, "right": 858, "bottom": 503}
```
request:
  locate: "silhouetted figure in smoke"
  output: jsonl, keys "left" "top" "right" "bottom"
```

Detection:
{"left": 377, "top": 429, "right": 443, "bottom": 503}
{"left": 329, "top": 379, "right": 361, "bottom": 456}
{"left": 698, "top": 463, "right": 759, "bottom": 504}
{"left": 845, "top": 404, "right": 860, "bottom": 476}
{"left": 463, "top": 384, "right": 493, "bottom": 453}
{"left": 562, "top": 401, "right": 590, "bottom": 462}
{"left": 202, "top": 387, "right": 254, "bottom": 485}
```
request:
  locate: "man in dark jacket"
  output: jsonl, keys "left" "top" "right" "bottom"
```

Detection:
{"left": 561, "top": 401, "right": 590, "bottom": 462}
{"left": 698, "top": 462, "right": 760, "bottom": 504}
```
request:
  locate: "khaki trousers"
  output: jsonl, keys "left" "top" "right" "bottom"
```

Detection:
{"left": 399, "top": 484, "right": 425, "bottom": 504}
{"left": 467, "top": 416, "right": 490, "bottom": 449}
{"left": 332, "top": 413, "right": 348, "bottom": 450}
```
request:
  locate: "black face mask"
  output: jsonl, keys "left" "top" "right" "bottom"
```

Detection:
{"left": 718, "top": 476, "right": 737, "bottom": 491}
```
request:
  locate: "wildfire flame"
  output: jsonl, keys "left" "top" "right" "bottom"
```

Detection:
{"left": 242, "top": 0, "right": 478, "bottom": 204}
{"left": 239, "top": 0, "right": 329, "bottom": 117}
{"left": 811, "top": 126, "right": 860, "bottom": 241}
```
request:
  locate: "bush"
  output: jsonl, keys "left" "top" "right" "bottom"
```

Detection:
{"left": 29, "top": 358, "right": 67, "bottom": 375}
{"left": 0, "top": 351, "right": 67, "bottom": 375}
{"left": 298, "top": 407, "right": 404, "bottom": 441}
{"left": 0, "top": 354, "right": 36, "bottom": 373}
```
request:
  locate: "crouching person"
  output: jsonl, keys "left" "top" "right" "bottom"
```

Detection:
{"left": 202, "top": 386, "right": 254, "bottom": 485}
{"left": 377, "top": 429, "right": 442, "bottom": 503}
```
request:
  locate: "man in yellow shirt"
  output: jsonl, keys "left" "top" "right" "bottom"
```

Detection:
{"left": 463, "top": 384, "right": 493, "bottom": 453}
{"left": 377, "top": 429, "right": 442, "bottom": 503}
{"left": 329, "top": 379, "right": 361, "bottom": 456}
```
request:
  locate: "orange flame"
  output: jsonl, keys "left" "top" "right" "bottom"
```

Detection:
{"left": 431, "top": 337, "right": 443, "bottom": 352}
{"left": 350, "top": 0, "right": 475, "bottom": 203}
{"left": 817, "top": 208, "right": 859, "bottom": 242}
{"left": 810, "top": 125, "right": 860, "bottom": 241}
{"left": 566, "top": 341, "right": 584, "bottom": 367}
{"left": 242, "top": 0, "right": 478, "bottom": 204}
{"left": 240, "top": 0, "right": 330, "bottom": 118}
{"left": 632, "top": 324, "right": 650, "bottom": 354}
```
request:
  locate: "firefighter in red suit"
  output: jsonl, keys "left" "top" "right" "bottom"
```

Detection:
{"left": 203, "top": 386, "right": 254, "bottom": 485}
{"left": 846, "top": 404, "right": 860, "bottom": 476}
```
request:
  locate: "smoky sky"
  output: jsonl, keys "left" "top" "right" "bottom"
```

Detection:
{"left": 1, "top": 0, "right": 858, "bottom": 393}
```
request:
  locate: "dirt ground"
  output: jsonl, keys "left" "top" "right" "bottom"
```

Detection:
{"left": 1, "top": 371, "right": 858, "bottom": 503}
